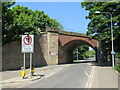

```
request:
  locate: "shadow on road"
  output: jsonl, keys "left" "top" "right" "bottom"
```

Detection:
{"left": 32, "top": 74, "right": 45, "bottom": 77}
{"left": 94, "top": 62, "right": 112, "bottom": 67}
{"left": 70, "top": 57, "right": 112, "bottom": 67}
{"left": 73, "top": 60, "right": 94, "bottom": 64}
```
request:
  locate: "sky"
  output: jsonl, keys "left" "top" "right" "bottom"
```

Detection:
{"left": 13, "top": 2, "right": 90, "bottom": 34}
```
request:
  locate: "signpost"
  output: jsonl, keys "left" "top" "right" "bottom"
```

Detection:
{"left": 22, "top": 35, "right": 34, "bottom": 53}
{"left": 21, "top": 34, "right": 34, "bottom": 78}
{"left": 111, "top": 51, "right": 116, "bottom": 55}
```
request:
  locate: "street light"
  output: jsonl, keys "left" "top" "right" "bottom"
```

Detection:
{"left": 95, "top": 11, "right": 115, "bottom": 67}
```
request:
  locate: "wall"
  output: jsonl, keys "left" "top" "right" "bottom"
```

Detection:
{"left": 2, "top": 34, "right": 47, "bottom": 71}
{"left": 46, "top": 32, "right": 59, "bottom": 64}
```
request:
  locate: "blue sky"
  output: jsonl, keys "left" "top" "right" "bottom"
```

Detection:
{"left": 13, "top": 2, "right": 90, "bottom": 34}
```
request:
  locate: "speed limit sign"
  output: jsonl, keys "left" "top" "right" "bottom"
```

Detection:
{"left": 22, "top": 35, "right": 34, "bottom": 53}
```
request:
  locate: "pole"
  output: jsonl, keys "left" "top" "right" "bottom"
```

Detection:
{"left": 95, "top": 11, "right": 115, "bottom": 67}
{"left": 88, "top": 47, "right": 89, "bottom": 58}
{"left": 77, "top": 47, "right": 78, "bottom": 60}
{"left": 30, "top": 53, "right": 32, "bottom": 77}
{"left": 99, "top": 34, "right": 102, "bottom": 61}
{"left": 24, "top": 53, "right": 25, "bottom": 68}
{"left": 110, "top": 13, "right": 115, "bottom": 67}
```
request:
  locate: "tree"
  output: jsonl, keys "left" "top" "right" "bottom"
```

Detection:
{"left": 2, "top": 3, "right": 63, "bottom": 45}
{"left": 2, "top": 2, "right": 16, "bottom": 45}
{"left": 73, "top": 45, "right": 89, "bottom": 60}
{"left": 81, "top": 2, "right": 120, "bottom": 62}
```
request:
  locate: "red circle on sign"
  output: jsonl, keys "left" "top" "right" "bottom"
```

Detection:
{"left": 23, "top": 36, "right": 32, "bottom": 45}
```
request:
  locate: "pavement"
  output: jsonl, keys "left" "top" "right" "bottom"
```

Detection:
{"left": 87, "top": 62, "right": 119, "bottom": 88}
{"left": 1, "top": 65, "right": 60, "bottom": 80}
{"left": 0, "top": 64, "right": 67, "bottom": 88}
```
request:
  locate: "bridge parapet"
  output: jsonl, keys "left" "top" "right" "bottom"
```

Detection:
{"left": 45, "top": 28, "right": 95, "bottom": 38}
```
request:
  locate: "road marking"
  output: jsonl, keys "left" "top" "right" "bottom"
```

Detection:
{"left": 44, "top": 67, "right": 63, "bottom": 79}
{"left": 57, "top": 67, "right": 62, "bottom": 71}
{"left": 45, "top": 72, "right": 55, "bottom": 79}
{"left": 0, "top": 82, "right": 20, "bottom": 87}
{"left": 85, "top": 71, "right": 90, "bottom": 77}
{"left": 88, "top": 67, "right": 96, "bottom": 88}
{"left": 86, "top": 66, "right": 95, "bottom": 88}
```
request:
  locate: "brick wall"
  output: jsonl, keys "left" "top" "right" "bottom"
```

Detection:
{"left": 2, "top": 34, "right": 47, "bottom": 71}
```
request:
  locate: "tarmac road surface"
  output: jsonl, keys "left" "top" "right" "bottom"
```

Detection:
{"left": 23, "top": 61, "right": 92, "bottom": 88}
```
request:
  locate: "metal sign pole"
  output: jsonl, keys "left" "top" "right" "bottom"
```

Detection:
{"left": 30, "top": 53, "right": 32, "bottom": 77}
{"left": 22, "top": 34, "right": 34, "bottom": 78}
{"left": 24, "top": 53, "right": 25, "bottom": 68}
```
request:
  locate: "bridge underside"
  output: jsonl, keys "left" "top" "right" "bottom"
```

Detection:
{"left": 58, "top": 40, "right": 97, "bottom": 64}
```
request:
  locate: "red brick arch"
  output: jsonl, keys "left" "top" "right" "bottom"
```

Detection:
{"left": 59, "top": 35, "right": 98, "bottom": 49}
{"left": 58, "top": 34, "right": 99, "bottom": 64}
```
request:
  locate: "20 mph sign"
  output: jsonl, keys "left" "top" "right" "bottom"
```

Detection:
{"left": 22, "top": 35, "right": 34, "bottom": 53}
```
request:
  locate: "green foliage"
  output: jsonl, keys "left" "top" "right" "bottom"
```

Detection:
{"left": 73, "top": 45, "right": 95, "bottom": 60}
{"left": 84, "top": 50, "right": 95, "bottom": 58}
{"left": 73, "top": 45, "right": 93, "bottom": 59}
{"left": 114, "top": 52, "right": 120, "bottom": 73}
{"left": 73, "top": 45, "right": 89, "bottom": 54}
{"left": 115, "top": 52, "right": 120, "bottom": 59}
{"left": 81, "top": 2, "right": 120, "bottom": 62}
{"left": 2, "top": 3, "right": 63, "bottom": 45}
{"left": 2, "top": 2, "right": 16, "bottom": 44}
{"left": 114, "top": 64, "right": 120, "bottom": 73}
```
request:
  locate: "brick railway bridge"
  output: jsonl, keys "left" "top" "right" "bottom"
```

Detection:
{"left": 39, "top": 29, "right": 99, "bottom": 65}
{"left": 3, "top": 29, "right": 100, "bottom": 70}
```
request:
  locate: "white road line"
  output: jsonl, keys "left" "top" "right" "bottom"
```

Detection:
{"left": 57, "top": 67, "right": 62, "bottom": 71}
{"left": 45, "top": 72, "right": 55, "bottom": 79}
{"left": 0, "top": 82, "right": 20, "bottom": 87}
{"left": 85, "top": 71, "right": 90, "bottom": 77}
{"left": 85, "top": 66, "right": 95, "bottom": 88}
{"left": 86, "top": 68, "right": 93, "bottom": 88}
{"left": 88, "top": 67, "right": 95, "bottom": 88}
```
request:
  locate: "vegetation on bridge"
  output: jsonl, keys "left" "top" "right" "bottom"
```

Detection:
{"left": 2, "top": 2, "right": 63, "bottom": 45}
{"left": 81, "top": 2, "right": 120, "bottom": 72}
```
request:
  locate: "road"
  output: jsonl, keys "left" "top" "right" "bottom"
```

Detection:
{"left": 23, "top": 58, "right": 94, "bottom": 88}
{"left": 2, "top": 57, "right": 118, "bottom": 88}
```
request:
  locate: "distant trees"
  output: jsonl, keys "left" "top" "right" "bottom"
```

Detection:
{"left": 2, "top": 2, "right": 63, "bottom": 45}
{"left": 73, "top": 45, "right": 95, "bottom": 60}
{"left": 81, "top": 2, "right": 120, "bottom": 62}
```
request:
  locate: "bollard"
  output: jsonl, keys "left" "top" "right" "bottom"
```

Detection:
{"left": 20, "top": 67, "right": 26, "bottom": 79}
{"left": 31, "top": 67, "right": 34, "bottom": 76}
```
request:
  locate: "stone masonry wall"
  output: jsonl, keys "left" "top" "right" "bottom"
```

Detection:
{"left": 2, "top": 34, "right": 47, "bottom": 71}
{"left": 46, "top": 32, "right": 59, "bottom": 65}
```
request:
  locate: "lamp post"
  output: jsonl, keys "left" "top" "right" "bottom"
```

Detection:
{"left": 77, "top": 47, "right": 79, "bottom": 60}
{"left": 95, "top": 11, "right": 115, "bottom": 67}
